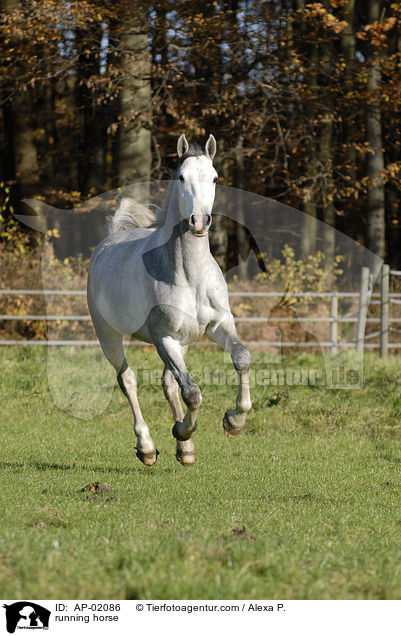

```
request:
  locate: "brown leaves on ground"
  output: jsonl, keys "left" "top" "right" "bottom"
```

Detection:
{"left": 231, "top": 526, "right": 258, "bottom": 540}
{"left": 78, "top": 482, "right": 117, "bottom": 503}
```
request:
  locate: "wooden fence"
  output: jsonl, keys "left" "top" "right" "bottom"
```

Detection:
{"left": 0, "top": 265, "right": 398, "bottom": 356}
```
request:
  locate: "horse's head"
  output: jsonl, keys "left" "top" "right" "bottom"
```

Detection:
{"left": 175, "top": 133, "right": 218, "bottom": 237}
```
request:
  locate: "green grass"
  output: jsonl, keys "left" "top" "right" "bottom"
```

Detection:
{"left": 1, "top": 346, "right": 401, "bottom": 599}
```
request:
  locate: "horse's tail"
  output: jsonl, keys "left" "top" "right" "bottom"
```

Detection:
{"left": 107, "top": 197, "right": 160, "bottom": 234}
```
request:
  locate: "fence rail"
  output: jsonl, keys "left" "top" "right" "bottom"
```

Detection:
{"left": 0, "top": 268, "right": 399, "bottom": 355}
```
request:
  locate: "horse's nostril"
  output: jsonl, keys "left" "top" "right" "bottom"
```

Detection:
{"left": 206, "top": 215, "right": 211, "bottom": 225}
{"left": 190, "top": 215, "right": 195, "bottom": 226}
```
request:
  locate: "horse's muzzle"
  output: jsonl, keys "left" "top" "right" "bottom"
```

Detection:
{"left": 189, "top": 213, "right": 212, "bottom": 237}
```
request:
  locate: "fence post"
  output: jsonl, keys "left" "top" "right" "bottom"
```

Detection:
{"left": 380, "top": 264, "right": 390, "bottom": 359}
{"left": 356, "top": 266, "right": 370, "bottom": 353}
{"left": 330, "top": 292, "right": 338, "bottom": 355}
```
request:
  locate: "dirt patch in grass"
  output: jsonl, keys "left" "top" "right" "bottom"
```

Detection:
{"left": 25, "top": 507, "right": 68, "bottom": 529}
{"left": 78, "top": 482, "right": 117, "bottom": 503}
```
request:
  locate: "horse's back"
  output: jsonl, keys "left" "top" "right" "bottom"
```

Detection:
{"left": 88, "top": 229, "right": 158, "bottom": 338}
{"left": 90, "top": 227, "right": 155, "bottom": 265}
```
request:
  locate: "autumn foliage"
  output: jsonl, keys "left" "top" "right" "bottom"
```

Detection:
{"left": 0, "top": 0, "right": 400, "bottom": 264}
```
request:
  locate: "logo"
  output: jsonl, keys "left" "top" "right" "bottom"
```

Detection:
{"left": 3, "top": 603, "right": 51, "bottom": 633}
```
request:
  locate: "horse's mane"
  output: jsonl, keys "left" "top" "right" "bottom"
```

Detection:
{"left": 107, "top": 196, "right": 163, "bottom": 235}
{"left": 178, "top": 141, "right": 204, "bottom": 164}
{"left": 108, "top": 142, "right": 206, "bottom": 236}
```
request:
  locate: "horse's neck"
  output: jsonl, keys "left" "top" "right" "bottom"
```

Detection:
{"left": 161, "top": 184, "right": 211, "bottom": 286}
{"left": 162, "top": 226, "right": 211, "bottom": 286}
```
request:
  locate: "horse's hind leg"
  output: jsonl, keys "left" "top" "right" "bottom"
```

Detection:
{"left": 162, "top": 366, "right": 196, "bottom": 466}
{"left": 89, "top": 299, "right": 157, "bottom": 465}
{"left": 154, "top": 336, "right": 201, "bottom": 463}
{"left": 117, "top": 366, "right": 158, "bottom": 466}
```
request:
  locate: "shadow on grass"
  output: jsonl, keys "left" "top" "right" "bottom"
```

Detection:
{"left": 0, "top": 459, "right": 180, "bottom": 475}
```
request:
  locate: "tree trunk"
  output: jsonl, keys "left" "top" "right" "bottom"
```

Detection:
{"left": 301, "top": 41, "right": 318, "bottom": 257}
{"left": 10, "top": 92, "right": 39, "bottom": 185}
{"left": 235, "top": 136, "right": 249, "bottom": 279}
{"left": 319, "top": 33, "right": 336, "bottom": 276}
{"left": 301, "top": 193, "right": 318, "bottom": 256}
{"left": 320, "top": 116, "right": 336, "bottom": 262}
{"left": 76, "top": 25, "right": 105, "bottom": 195}
{"left": 118, "top": 15, "right": 152, "bottom": 199}
{"left": 1, "top": 0, "right": 39, "bottom": 226}
{"left": 211, "top": 138, "right": 228, "bottom": 271}
{"left": 366, "top": 0, "right": 385, "bottom": 259}
{"left": 43, "top": 84, "right": 55, "bottom": 183}
{"left": 2, "top": 0, "right": 39, "bottom": 187}
{"left": 341, "top": 0, "right": 356, "bottom": 64}
{"left": 341, "top": 0, "right": 357, "bottom": 205}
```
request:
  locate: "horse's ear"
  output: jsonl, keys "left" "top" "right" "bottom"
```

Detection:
{"left": 177, "top": 134, "right": 189, "bottom": 158}
{"left": 205, "top": 134, "right": 217, "bottom": 160}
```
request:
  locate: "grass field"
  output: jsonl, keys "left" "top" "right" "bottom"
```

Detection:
{"left": 1, "top": 345, "right": 401, "bottom": 599}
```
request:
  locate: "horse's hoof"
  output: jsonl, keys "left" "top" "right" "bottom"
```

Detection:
{"left": 223, "top": 412, "right": 242, "bottom": 438}
{"left": 136, "top": 448, "right": 159, "bottom": 466}
{"left": 176, "top": 450, "right": 197, "bottom": 466}
{"left": 172, "top": 420, "right": 197, "bottom": 442}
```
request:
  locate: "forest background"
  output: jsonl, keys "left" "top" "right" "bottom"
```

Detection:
{"left": 0, "top": 0, "right": 400, "bottom": 274}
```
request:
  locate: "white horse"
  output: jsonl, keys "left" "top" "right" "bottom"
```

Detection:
{"left": 87, "top": 134, "right": 252, "bottom": 466}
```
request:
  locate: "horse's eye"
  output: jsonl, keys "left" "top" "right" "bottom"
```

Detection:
{"left": 213, "top": 176, "right": 218, "bottom": 183}
{"left": 179, "top": 175, "right": 184, "bottom": 182}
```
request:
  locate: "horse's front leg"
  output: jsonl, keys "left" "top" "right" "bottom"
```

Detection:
{"left": 155, "top": 336, "right": 201, "bottom": 458}
{"left": 206, "top": 319, "right": 252, "bottom": 436}
{"left": 162, "top": 366, "right": 196, "bottom": 466}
